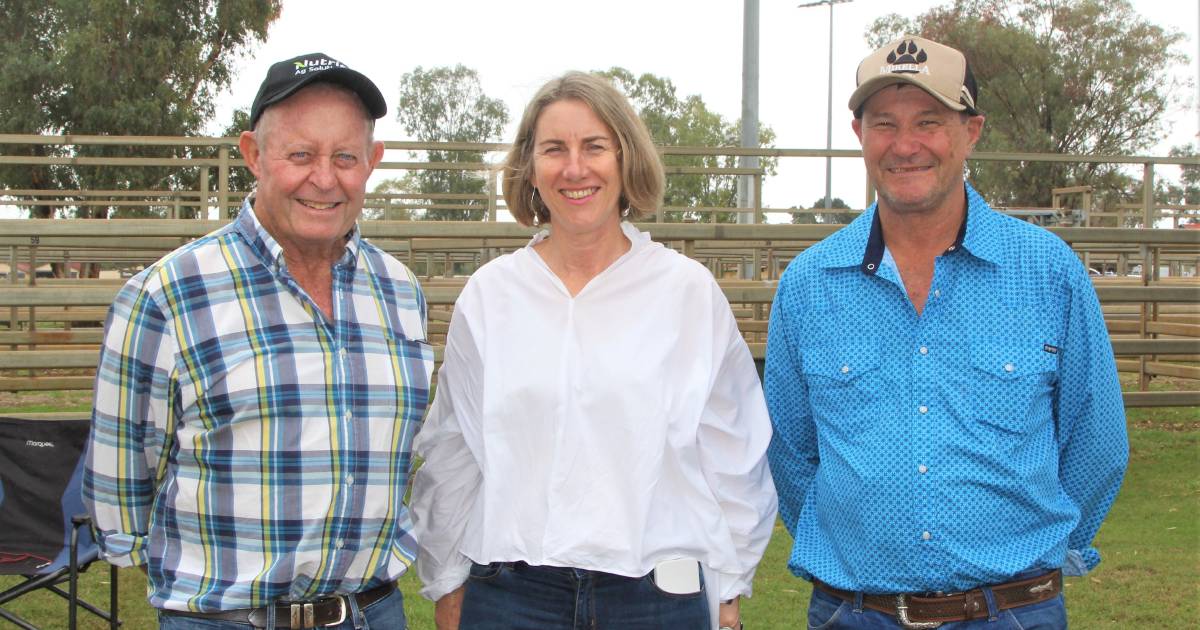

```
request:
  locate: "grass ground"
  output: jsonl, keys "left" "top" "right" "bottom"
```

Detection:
{"left": 2, "top": 396, "right": 1196, "bottom": 628}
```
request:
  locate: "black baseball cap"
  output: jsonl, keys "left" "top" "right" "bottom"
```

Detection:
{"left": 249, "top": 52, "right": 387, "bottom": 129}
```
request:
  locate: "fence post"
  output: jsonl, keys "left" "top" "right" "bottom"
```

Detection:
{"left": 487, "top": 169, "right": 498, "bottom": 222}
{"left": 26, "top": 238, "right": 37, "bottom": 360}
{"left": 1138, "top": 244, "right": 1150, "bottom": 392}
{"left": 754, "top": 172, "right": 764, "bottom": 225}
{"left": 62, "top": 249, "right": 72, "bottom": 333}
{"left": 8, "top": 245, "right": 16, "bottom": 351}
{"left": 1142, "top": 162, "right": 1154, "bottom": 228}
{"left": 219, "top": 145, "right": 231, "bottom": 219}
{"left": 200, "top": 167, "right": 210, "bottom": 220}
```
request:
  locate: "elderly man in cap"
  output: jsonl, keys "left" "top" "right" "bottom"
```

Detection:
{"left": 764, "top": 36, "right": 1128, "bottom": 628}
{"left": 84, "top": 53, "right": 432, "bottom": 629}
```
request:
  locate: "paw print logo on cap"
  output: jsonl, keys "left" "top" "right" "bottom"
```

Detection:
{"left": 886, "top": 40, "right": 928, "bottom": 68}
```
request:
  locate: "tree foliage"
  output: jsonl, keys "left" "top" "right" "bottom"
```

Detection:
{"left": 389, "top": 65, "right": 509, "bottom": 220}
{"left": 791, "top": 196, "right": 855, "bottom": 225}
{"left": 596, "top": 68, "right": 778, "bottom": 222}
{"left": 0, "top": 0, "right": 280, "bottom": 219}
{"left": 867, "top": 0, "right": 1189, "bottom": 209}
{"left": 1157, "top": 144, "right": 1199, "bottom": 221}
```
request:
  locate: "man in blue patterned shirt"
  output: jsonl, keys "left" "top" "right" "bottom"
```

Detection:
{"left": 84, "top": 53, "right": 432, "bottom": 629}
{"left": 765, "top": 36, "right": 1128, "bottom": 629}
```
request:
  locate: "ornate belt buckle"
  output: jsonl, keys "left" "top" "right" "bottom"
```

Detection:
{"left": 895, "top": 594, "right": 942, "bottom": 629}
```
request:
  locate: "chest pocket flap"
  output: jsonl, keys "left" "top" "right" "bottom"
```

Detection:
{"left": 970, "top": 342, "right": 1058, "bottom": 379}
{"left": 800, "top": 344, "right": 881, "bottom": 383}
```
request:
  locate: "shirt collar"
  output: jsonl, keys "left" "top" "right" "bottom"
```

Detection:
{"left": 527, "top": 220, "right": 652, "bottom": 254}
{"left": 857, "top": 182, "right": 998, "bottom": 276}
{"left": 958, "top": 183, "right": 1004, "bottom": 266}
{"left": 235, "top": 197, "right": 362, "bottom": 271}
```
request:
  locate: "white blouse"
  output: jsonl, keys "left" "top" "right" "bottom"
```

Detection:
{"left": 411, "top": 221, "right": 777, "bottom": 608}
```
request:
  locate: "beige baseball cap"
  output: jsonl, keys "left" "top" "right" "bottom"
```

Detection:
{"left": 848, "top": 36, "right": 979, "bottom": 116}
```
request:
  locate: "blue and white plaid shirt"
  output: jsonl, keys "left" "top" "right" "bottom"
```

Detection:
{"left": 84, "top": 199, "right": 432, "bottom": 612}
{"left": 765, "top": 184, "right": 1128, "bottom": 594}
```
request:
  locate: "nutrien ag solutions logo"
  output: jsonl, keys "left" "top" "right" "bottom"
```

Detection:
{"left": 292, "top": 57, "right": 347, "bottom": 76}
{"left": 880, "top": 40, "right": 929, "bottom": 75}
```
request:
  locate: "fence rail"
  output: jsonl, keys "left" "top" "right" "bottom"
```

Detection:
{"left": 3, "top": 134, "right": 1198, "bottom": 406}
{"left": 3, "top": 218, "right": 1197, "bottom": 407}
{"left": 3, "top": 134, "right": 1198, "bottom": 226}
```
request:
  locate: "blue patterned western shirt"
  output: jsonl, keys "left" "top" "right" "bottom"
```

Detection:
{"left": 764, "top": 184, "right": 1128, "bottom": 593}
{"left": 84, "top": 199, "right": 433, "bottom": 611}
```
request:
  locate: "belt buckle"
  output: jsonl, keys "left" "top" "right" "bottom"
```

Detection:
{"left": 284, "top": 597, "right": 346, "bottom": 629}
{"left": 895, "top": 594, "right": 942, "bottom": 629}
{"left": 323, "top": 597, "right": 348, "bottom": 627}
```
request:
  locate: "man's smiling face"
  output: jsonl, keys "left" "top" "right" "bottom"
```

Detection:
{"left": 242, "top": 83, "right": 383, "bottom": 261}
{"left": 853, "top": 84, "right": 983, "bottom": 217}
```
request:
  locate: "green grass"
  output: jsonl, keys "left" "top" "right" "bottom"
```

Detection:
{"left": 4, "top": 420, "right": 1196, "bottom": 628}
{"left": 0, "top": 389, "right": 92, "bottom": 414}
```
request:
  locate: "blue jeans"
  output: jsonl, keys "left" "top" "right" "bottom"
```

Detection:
{"left": 459, "top": 561, "right": 710, "bottom": 629}
{"left": 805, "top": 577, "right": 1067, "bottom": 629}
{"left": 157, "top": 586, "right": 407, "bottom": 630}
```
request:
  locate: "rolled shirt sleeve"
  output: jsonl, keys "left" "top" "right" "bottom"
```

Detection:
{"left": 84, "top": 272, "right": 177, "bottom": 567}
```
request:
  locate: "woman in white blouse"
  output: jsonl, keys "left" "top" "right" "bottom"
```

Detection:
{"left": 411, "top": 71, "right": 777, "bottom": 630}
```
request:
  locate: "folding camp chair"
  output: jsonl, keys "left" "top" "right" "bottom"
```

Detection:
{"left": 0, "top": 416, "right": 119, "bottom": 629}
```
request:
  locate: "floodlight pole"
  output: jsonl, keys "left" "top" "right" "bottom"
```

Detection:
{"left": 799, "top": 0, "right": 852, "bottom": 210}
{"left": 737, "top": 0, "right": 760, "bottom": 279}
{"left": 738, "top": 0, "right": 759, "bottom": 227}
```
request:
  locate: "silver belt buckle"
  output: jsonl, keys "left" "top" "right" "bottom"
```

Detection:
{"left": 323, "top": 596, "right": 347, "bottom": 627}
{"left": 285, "top": 596, "right": 346, "bottom": 629}
{"left": 895, "top": 594, "right": 942, "bottom": 629}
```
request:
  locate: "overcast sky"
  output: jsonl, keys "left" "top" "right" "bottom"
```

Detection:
{"left": 211, "top": 0, "right": 1194, "bottom": 215}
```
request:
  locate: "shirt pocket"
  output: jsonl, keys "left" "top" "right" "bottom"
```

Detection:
{"left": 385, "top": 336, "right": 435, "bottom": 415}
{"left": 800, "top": 344, "right": 883, "bottom": 436}
{"left": 967, "top": 342, "right": 1058, "bottom": 436}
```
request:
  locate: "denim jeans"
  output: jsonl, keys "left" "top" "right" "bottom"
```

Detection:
{"left": 805, "top": 575, "right": 1067, "bottom": 630}
{"left": 157, "top": 586, "right": 407, "bottom": 630}
{"left": 459, "top": 561, "right": 710, "bottom": 629}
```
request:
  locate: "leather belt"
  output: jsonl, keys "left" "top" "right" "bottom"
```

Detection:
{"left": 814, "top": 570, "right": 1062, "bottom": 629}
{"left": 161, "top": 582, "right": 395, "bottom": 629}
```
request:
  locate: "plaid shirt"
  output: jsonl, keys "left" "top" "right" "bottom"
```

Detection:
{"left": 84, "top": 200, "right": 432, "bottom": 612}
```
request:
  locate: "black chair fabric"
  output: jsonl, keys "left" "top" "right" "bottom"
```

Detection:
{"left": 0, "top": 416, "right": 119, "bottom": 629}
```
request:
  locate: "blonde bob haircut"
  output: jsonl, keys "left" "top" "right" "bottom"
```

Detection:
{"left": 502, "top": 71, "right": 665, "bottom": 227}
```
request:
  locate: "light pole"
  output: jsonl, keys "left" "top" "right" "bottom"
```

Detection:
{"left": 798, "top": 0, "right": 852, "bottom": 210}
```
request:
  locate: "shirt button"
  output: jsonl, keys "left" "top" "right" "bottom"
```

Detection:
{"left": 345, "top": 474, "right": 354, "bottom": 486}
{"left": 918, "top": 464, "right": 928, "bottom": 474}
{"left": 933, "top": 289, "right": 941, "bottom": 298}
{"left": 918, "top": 405, "right": 929, "bottom": 414}
{"left": 922, "top": 531, "right": 932, "bottom": 541}
{"left": 343, "top": 410, "right": 352, "bottom": 421}
{"left": 840, "top": 365, "right": 850, "bottom": 374}
{"left": 919, "top": 346, "right": 929, "bottom": 355}
{"left": 335, "top": 539, "right": 345, "bottom": 549}
{"left": 1004, "top": 363, "right": 1015, "bottom": 373}
{"left": 339, "top": 347, "right": 348, "bottom": 360}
